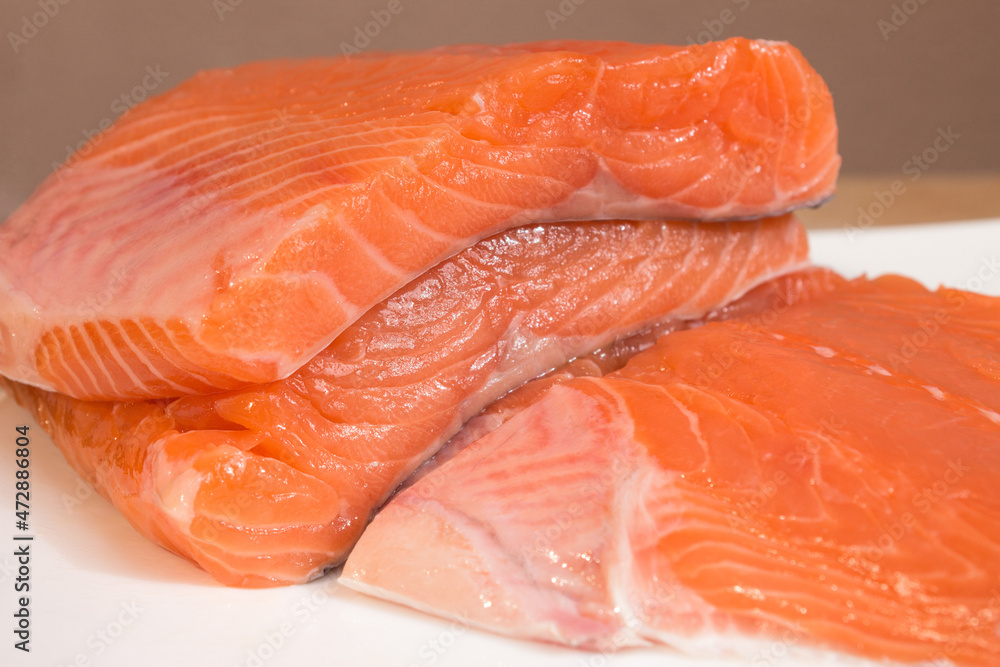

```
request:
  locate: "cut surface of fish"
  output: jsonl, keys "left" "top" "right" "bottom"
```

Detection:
{"left": 1, "top": 216, "right": 809, "bottom": 586}
{"left": 344, "top": 271, "right": 1000, "bottom": 666}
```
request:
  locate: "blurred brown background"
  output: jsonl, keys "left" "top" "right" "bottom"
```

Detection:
{"left": 1, "top": 0, "right": 998, "bottom": 223}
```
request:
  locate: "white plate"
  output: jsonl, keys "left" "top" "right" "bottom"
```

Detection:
{"left": 2, "top": 218, "right": 998, "bottom": 667}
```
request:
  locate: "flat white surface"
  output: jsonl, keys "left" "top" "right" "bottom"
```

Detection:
{"left": 1, "top": 219, "right": 998, "bottom": 667}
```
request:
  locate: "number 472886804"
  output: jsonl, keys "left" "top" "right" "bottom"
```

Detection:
{"left": 15, "top": 425, "right": 30, "bottom": 531}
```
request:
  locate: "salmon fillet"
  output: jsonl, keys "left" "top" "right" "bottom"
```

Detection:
{"left": 0, "top": 216, "right": 808, "bottom": 586}
{"left": 343, "top": 270, "right": 1000, "bottom": 666}
{"left": 415, "top": 269, "right": 839, "bottom": 479}
{"left": 0, "top": 38, "right": 838, "bottom": 400}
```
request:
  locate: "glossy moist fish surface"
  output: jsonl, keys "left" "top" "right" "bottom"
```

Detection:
{"left": 0, "top": 216, "right": 808, "bottom": 586}
{"left": 343, "top": 271, "right": 1000, "bottom": 666}
{"left": 0, "top": 38, "right": 838, "bottom": 400}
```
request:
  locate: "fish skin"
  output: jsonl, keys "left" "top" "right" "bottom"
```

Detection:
{"left": 343, "top": 271, "right": 1000, "bottom": 666}
{"left": 0, "top": 38, "right": 838, "bottom": 400}
{"left": 0, "top": 216, "right": 809, "bottom": 587}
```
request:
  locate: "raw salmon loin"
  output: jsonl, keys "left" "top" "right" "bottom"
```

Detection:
{"left": 343, "top": 271, "right": 1000, "bottom": 666}
{"left": 0, "top": 38, "right": 839, "bottom": 401}
{"left": 0, "top": 216, "right": 808, "bottom": 587}
{"left": 412, "top": 269, "right": 841, "bottom": 481}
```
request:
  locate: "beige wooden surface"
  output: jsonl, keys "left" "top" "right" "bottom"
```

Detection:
{"left": 798, "top": 173, "right": 1000, "bottom": 229}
